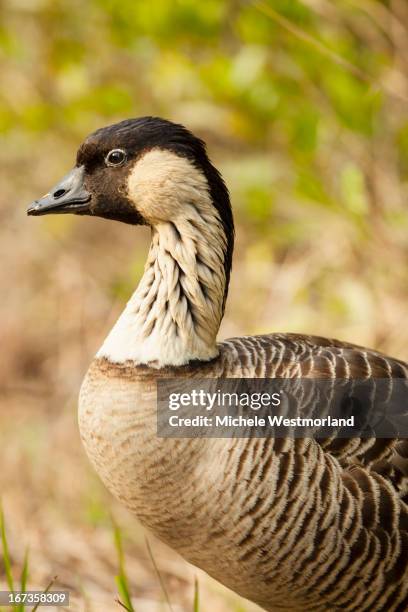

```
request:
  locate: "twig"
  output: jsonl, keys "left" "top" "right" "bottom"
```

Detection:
{"left": 252, "top": 0, "right": 408, "bottom": 103}
{"left": 116, "top": 599, "right": 133, "bottom": 612}
{"left": 145, "top": 537, "right": 174, "bottom": 612}
{"left": 32, "top": 576, "right": 58, "bottom": 612}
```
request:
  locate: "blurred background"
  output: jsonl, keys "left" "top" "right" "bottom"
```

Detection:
{"left": 1, "top": 0, "right": 408, "bottom": 610}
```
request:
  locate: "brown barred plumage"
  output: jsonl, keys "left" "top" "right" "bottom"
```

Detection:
{"left": 79, "top": 334, "right": 408, "bottom": 612}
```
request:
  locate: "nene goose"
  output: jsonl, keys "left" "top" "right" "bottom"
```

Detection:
{"left": 28, "top": 117, "right": 408, "bottom": 612}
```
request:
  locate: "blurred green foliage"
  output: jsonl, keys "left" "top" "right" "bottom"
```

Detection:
{"left": 1, "top": 0, "right": 406, "bottom": 211}
{"left": 1, "top": 0, "right": 408, "bottom": 354}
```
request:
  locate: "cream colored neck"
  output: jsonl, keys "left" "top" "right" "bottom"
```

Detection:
{"left": 97, "top": 211, "right": 227, "bottom": 367}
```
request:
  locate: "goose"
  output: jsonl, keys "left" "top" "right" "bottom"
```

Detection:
{"left": 27, "top": 117, "right": 408, "bottom": 612}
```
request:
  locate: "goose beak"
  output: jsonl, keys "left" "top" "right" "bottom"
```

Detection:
{"left": 27, "top": 165, "right": 91, "bottom": 216}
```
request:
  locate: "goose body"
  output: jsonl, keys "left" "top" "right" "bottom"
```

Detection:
{"left": 28, "top": 117, "right": 408, "bottom": 611}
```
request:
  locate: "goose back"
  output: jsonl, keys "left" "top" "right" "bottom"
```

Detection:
{"left": 79, "top": 332, "right": 408, "bottom": 612}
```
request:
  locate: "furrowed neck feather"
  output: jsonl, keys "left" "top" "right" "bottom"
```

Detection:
{"left": 97, "top": 152, "right": 231, "bottom": 367}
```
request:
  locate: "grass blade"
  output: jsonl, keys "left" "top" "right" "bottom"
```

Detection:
{"left": 112, "top": 519, "right": 135, "bottom": 612}
{"left": 115, "top": 575, "right": 135, "bottom": 612}
{"left": 193, "top": 577, "right": 199, "bottom": 612}
{"left": 0, "top": 505, "right": 14, "bottom": 591}
{"left": 145, "top": 537, "right": 174, "bottom": 612}
{"left": 17, "top": 549, "right": 29, "bottom": 612}
{"left": 20, "top": 549, "right": 29, "bottom": 591}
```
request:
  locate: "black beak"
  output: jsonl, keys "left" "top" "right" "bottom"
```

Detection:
{"left": 27, "top": 165, "right": 91, "bottom": 216}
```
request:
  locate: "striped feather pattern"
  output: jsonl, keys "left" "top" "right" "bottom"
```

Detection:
{"left": 79, "top": 332, "right": 408, "bottom": 612}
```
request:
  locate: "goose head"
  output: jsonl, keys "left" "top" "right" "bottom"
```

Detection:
{"left": 28, "top": 118, "right": 235, "bottom": 364}
{"left": 27, "top": 116, "right": 233, "bottom": 236}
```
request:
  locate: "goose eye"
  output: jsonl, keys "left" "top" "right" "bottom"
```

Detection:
{"left": 105, "top": 149, "right": 127, "bottom": 167}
